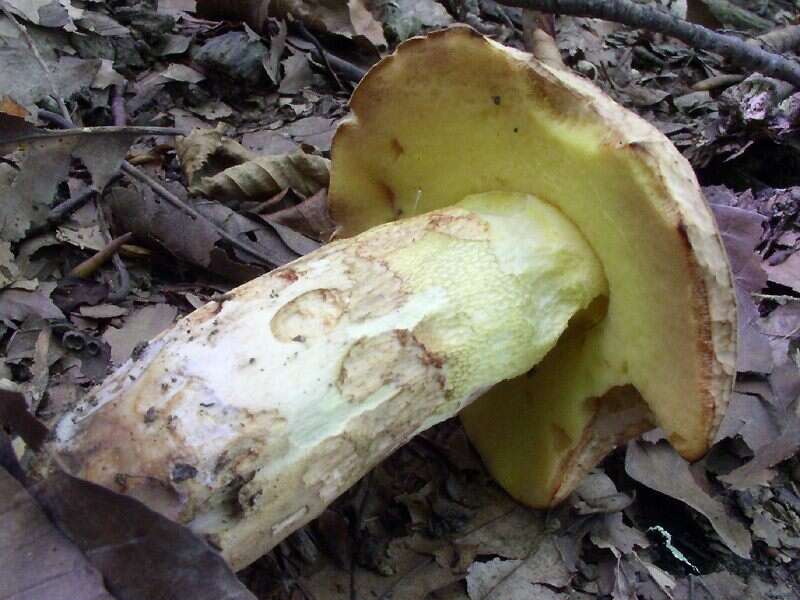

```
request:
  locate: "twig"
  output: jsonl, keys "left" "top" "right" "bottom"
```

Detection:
{"left": 349, "top": 473, "right": 372, "bottom": 600}
{"left": 68, "top": 232, "right": 132, "bottom": 279}
{"left": 111, "top": 83, "right": 126, "bottom": 127}
{"left": 494, "top": 0, "right": 800, "bottom": 87}
{"left": 295, "top": 20, "right": 349, "bottom": 91}
{"left": 94, "top": 197, "right": 131, "bottom": 302}
{"left": 318, "top": 51, "right": 367, "bottom": 85}
{"left": 494, "top": 5, "right": 519, "bottom": 31}
{"left": 35, "top": 109, "right": 72, "bottom": 129}
{"left": 3, "top": 125, "right": 185, "bottom": 145}
{"left": 2, "top": 5, "right": 274, "bottom": 276}
{"left": 37, "top": 112, "right": 276, "bottom": 267}
{"left": 119, "top": 162, "right": 276, "bottom": 266}
{"left": 25, "top": 186, "right": 100, "bottom": 237}
{"left": 691, "top": 73, "right": 745, "bottom": 91}
{"left": 522, "top": 9, "right": 565, "bottom": 68}
{"left": 0, "top": 1, "right": 71, "bottom": 121}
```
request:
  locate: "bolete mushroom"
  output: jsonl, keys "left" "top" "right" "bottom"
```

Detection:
{"left": 49, "top": 27, "right": 736, "bottom": 571}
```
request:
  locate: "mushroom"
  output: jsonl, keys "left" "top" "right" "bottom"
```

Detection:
{"left": 49, "top": 27, "right": 736, "bottom": 571}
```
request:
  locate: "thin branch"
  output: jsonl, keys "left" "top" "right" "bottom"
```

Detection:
{"left": 522, "top": 9, "right": 565, "bottom": 68}
{"left": 691, "top": 73, "right": 745, "bottom": 91}
{"left": 111, "top": 83, "right": 127, "bottom": 127}
{"left": 494, "top": 0, "right": 800, "bottom": 87}
{"left": 295, "top": 20, "right": 348, "bottom": 92}
{"left": 0, "top": 1, "right": 71, "bottom": 121}
{"left": 3, "top": 125, "right": 185, "bottom": 145}
{"left": 119, "top": 162, "right": 276, "bottom": 266}
{"left": 37, "top": 112, "right": 277, "bottom": 267}
{"left": 25, "top": 186, "right": 100, "bottom": 237}
{"left": 68, "top": 232, "right": 133, "bottom": 279}
{"left": 4, "top": 6, "right": 274, "bottom": 272}
{"left": 93, "top": 196, "right": 131, "bottom": 302}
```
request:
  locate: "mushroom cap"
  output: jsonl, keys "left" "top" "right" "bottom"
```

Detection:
{"left": 328, "top": 27, "right": 736, "bottom": 506}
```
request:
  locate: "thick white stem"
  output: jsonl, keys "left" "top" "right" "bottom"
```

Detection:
{"left": 51, "top": 192, "right": 605, "bottom": 570}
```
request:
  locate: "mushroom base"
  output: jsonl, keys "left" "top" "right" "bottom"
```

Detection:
{"left": 50, "top": 191, "right": 605, "bottom": 570}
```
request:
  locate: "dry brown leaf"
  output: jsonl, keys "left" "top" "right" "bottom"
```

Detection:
{"left": 191, "top": 150, "right": 329, "bottom": 203}
{"left": 177, "top": 125, "right": 330, "bottom": 203}
{"left": 348, "top": 0, "right": 386, "bottom": 47}
{"left": 625, "top": 441, "right": 752, "bottom": 558}
{"left": 33, "top": 470, "right": 258, "bottom": 600}
{"left": 108, "top": 184, "right": 308, "bottom": 280}
{"left": 0, "top": 241, "right": 20, "bottom": 289}
{"left": 0, "top": 96, "right": 28, "bottom": 118}
{"left": 263, "top": 188, "right": 336, "bottom": 241}
{"left": 0, "top": 466, "right": 116, "bottom": 600}
{"left": 197, "top": 0, "right": 361, "bottom": 38}
{"left": 176, "top": 126, "right": 257, "bottom": 189}
{"left": 0, "top": 287, "right": 65, "bottom": 322}
{"left": 278, "top": 50, "right": 313, "bottom": 94}
{"left": 713, "top": 391, "right": 779, "bottom": 449}
{"left": 708, "top": 200, "right": 771, "bottom": 372}
{"left": 366, "top": 0, "right": 453, "bottom": 42}
{"left": 0, "top": 118, "right": 140, "bottom": 242}
{"left": 465, "top": 539, "right": 571, "bottom": 600}
{"left": 102, "top": 303, "right": 178, "bottom": 364}
{"left": 720, "top": 417, "right": 800, "bottom": 489}
{"left": 0, "top": 52, "right": 102, "bottom": 112}
{"left": 764, "top": 252, "right": 800, "bottom": 293}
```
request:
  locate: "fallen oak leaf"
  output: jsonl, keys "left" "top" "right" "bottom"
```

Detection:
{"left": 0, "top": 464, "right": 117, "bottom": 600}
{"left": 31, "top": 471, "right": 258, "bottom": 600}
{"left": 720, "top": 416, "right": 800, "bottom": 489}
{"left": 625, "top": 440, "right": 752, "bottom": 558}
{"left": 465, "top": 539, "right": 572, "bottom": 600}
{"left": 174, "top": 125, "right": 256, "bottom": 190}
{"left": 261, "top": 188, "right": 337, "bottom": 241}
{"left": 708, "top": 198, "right": 771, "bottom": 373}
{"left": 0, "top": 396, "right": 256, "bottom": 600}
{"left": 0, "top": 388, "right": 49, "bottom": 451}
{"left": 0, "top": 117, "right": 146, "bottom": 242}
{"left": 108, "top": 183, "right": 311, "bottom": 282}
{"left": 176, "top": 127, "right": 330, "bottom": 204}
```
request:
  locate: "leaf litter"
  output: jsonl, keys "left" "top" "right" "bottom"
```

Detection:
{"left": 0, "top": 1, "right": 799, "bottom": 599}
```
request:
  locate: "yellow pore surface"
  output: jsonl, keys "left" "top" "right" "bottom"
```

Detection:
{"left": 330, "top": 29, "right": 715, "bottom": 506}
{"left": 385, "top": 192, "right": 606, "bottom": 404}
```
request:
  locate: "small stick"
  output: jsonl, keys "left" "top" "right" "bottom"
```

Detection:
{"left": 691, "top": 73, "right": 746, "bottom": 91}
{"left": 94, "top": 196, "right": 131, "bottom": 302}
{"left": 522, "top": 10, "right": 565, "bottom": 68}
{"left": 25, "top": 187, "right": 100, "bottom": 238}
{"left": 36, "top": 113, "right": 276, "bottom": 267}
{"left": 318, "top": 51, "right": 367, "bottom": 84}
{"left": 494, "top": 0, "right": 800, "bottom": 87}
{"left": 4, "top": 125, "right": 186, "bottom": 146}
{"left": 119, "top": 162, "right": 277, "bottom": 266}
{"left": 0, "top": 1, "right": 71, "bottom": 121}
{"left": 5, "top": 5, "right": 274, "bottom": 272}
{"left": 68, "top": 232, "right": 133, "bottom": 279}
{"left": 111, "top": 83, "right": 126, "bottom": 127}
{"left": 295, "top": 20, "right": 348, "bottom": 92}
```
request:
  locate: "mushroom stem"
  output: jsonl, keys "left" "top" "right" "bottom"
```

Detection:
{"left": 51, "top": 192, "right": 605, "bottom": 570}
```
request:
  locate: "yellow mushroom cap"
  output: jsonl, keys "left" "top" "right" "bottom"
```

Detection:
{"left": 328, "top": 26, "right": 736, "bottom": 506}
